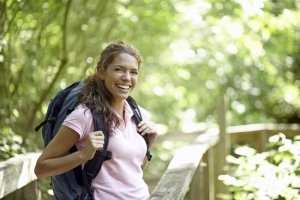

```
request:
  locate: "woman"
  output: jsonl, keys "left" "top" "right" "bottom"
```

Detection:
{"left": 34, "top": 41, "right": 157, "bottom": 200}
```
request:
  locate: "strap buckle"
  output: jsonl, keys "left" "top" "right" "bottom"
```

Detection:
{"left": 146, "top": 149, "right": 152, "bottom": 161}
{"left": 95, "top": 149, "right": 112, "bottom": 161}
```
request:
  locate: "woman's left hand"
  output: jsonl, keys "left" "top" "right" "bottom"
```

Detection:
{"left": 138, "top": 121, "right": 157, "bottom": 148}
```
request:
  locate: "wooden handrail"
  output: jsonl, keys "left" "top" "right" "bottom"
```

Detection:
{"left": 228, "top": 123, "right": 300, "bottom": 153}
{"left": 149, "top": 123, "right": 300, "bottom": 200}
{"left": 227, "top": 123, "right": 300, "bottom": 134}
{"left": 0, "top": 152, "right": 40, "bottom": 199}
{"left": 149, "top": 128, "right": 219, "bottom": 200}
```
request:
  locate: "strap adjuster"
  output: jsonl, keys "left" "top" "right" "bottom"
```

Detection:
{"left": 86, "top": 172, "right": 94, "bottom": 181}
{"left": 146, "top": 149, "right": 152, "bottom": 161}
{"left": 95, "top": 150, "right": 112, "bottom": 161}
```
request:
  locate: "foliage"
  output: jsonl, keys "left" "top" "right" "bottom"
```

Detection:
{"left": 0, "top": 127, "right": 25, "bottom": 160}
{"left": 37, "top": 178, "right": 55, "bottom": 200}
{"left": 0, "top": 0, "right": 300, "bottom": 159}
{"left": 219, "top": 133, "right": 300, "bottom": 200}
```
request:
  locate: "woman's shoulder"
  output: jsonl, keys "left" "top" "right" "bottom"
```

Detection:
{"left": 137, "top": 105, "right": 147, "bottom": 113}
{"left": 137, "top": 105, "right": 150, "bottom": 120}
{"left": 63, "top": 104, "right": 93, "bottom": 140}
{"left": 66, "top": 104, "right": 93, "bottom": 122}
{"left": 75, "top": 104, "right": 91, "bottom": 111}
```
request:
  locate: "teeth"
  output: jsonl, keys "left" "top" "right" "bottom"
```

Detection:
{"left": 117, "top": 85, "right": 130, "bottom": 89}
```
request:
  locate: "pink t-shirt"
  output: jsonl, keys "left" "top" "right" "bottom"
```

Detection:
{"left": 62, "top": 101, "right": 150, "bottom": 200}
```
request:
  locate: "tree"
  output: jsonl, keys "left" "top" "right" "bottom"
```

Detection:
{"left": 1, "top": 0, "right": 299, "bottom": 160}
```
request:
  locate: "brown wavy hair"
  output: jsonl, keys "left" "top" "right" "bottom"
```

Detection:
{"left": 76, "top": 41, "right": 143, "bottom": 132}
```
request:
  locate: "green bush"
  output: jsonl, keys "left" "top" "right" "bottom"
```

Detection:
{"left": 219, "top": 133, "right": 300, "bottom": 200}
{"left": 0, "top": 127, "right": 25, "bottom": 161}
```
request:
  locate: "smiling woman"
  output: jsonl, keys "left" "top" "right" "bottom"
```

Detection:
{"left": 98, "top": 53, "right": 139, "bottom": 111}
{"left": 34, "top": 41, "right": 157, "bottom": 200}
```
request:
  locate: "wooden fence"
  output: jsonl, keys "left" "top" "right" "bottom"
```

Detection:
{"left": 0, "top": 153, "right": 41, "bottom": 200}
{"left": 1, "top": 123, "right": 299, "bottom": 199}
{"left": 149, "top": 128, "right": 220, "bottom": 200}
{"left": 149, "top": 123, "right": 300, "bottom": 200}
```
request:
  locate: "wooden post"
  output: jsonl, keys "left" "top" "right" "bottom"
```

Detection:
{"left": 258, "top": 130, "right": 268, "bottom": 153}
{"left": 207, "top": 146, "right": 215, "bottom": 200}
{"left": 202, "top": 152, "right": 209, "bottom": 200}
{"left": 215, "top": 94, "right": 229, "bottom": 198}
{"left": 2, "top": 180, "right": 41, "bottom": 200}
{"left": 188, "top": 160, "right": 202, "bottom": 200}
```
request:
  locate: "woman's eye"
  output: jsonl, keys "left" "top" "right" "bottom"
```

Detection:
{"left": 131, "top": 71, "right": 138, "bottom": 75}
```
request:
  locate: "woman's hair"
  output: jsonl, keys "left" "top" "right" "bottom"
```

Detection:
{"left": 76, "top": 41, "right": 143, "bottom": 132}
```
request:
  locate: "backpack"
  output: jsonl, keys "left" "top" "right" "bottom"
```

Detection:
{"left": 35, "top": 81, "right": 152, "bottom": 200}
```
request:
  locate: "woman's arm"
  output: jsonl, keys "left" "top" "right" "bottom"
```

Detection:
{"left": 142, "top": 157, "right": 148, "bottom": 169}
{"left": 34, "top": 126, "right": 86, "bottom": 178}
{"left": 34, "top": 126, "right": 104, "bottom": 178}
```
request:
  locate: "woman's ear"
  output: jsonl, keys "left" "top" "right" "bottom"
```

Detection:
{"left": 97, "top": 66, "right": 105, "bottom": 80}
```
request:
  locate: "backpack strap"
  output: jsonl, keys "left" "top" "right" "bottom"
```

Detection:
{"left": 126, "top": 96, "right": 152, "bottom": 161}
{"left": 79, "top": 112, "right": 112, "bottom": 200}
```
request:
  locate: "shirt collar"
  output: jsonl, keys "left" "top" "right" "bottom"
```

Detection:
{"left": 124, "top": 100, "right": 134, "bottom": 119}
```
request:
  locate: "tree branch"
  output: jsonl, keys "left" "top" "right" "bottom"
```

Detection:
{"left": 24, "top": 0, "right": 73, "bottom": 135}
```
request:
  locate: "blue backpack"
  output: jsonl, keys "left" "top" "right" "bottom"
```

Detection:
{"left": 35, "top": 81, "right": 152, "bottom": 200}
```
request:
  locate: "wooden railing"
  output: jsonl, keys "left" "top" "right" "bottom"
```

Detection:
{"left": 1, "top": 123, "right": 299, "bottom": 200}
{"left": 227, "top": 123, "right": 300, "bottom": 153}
{"left": 0, "top": 153, "right": 41, "bottom": 200}
{"left": 149, "top": 123, "right": 300, "bottom": 200}
{"left": 149, "top": 128, "right": 220, "bottom": 200}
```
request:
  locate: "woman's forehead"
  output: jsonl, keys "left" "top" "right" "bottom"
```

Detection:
{"left": 110, "top": 53, "right": 139, "bottom": 69}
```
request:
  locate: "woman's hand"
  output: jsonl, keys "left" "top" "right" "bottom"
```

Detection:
{"left": 81, "top": 131, "right": 105, "bottom": 160}
{"left": 138, "top": 121, "right": 157, "bottom": 149}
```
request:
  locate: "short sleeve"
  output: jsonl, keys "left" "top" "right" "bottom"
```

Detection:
{"left": 62, "top": 105, "right": 93, "bottom": 141}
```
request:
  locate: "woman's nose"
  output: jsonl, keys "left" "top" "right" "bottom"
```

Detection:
{"left": 122, "top": 71, "right": 130, "bottom": 80}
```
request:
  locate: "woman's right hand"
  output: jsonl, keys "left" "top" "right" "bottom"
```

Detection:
{"left": 81, "top": 131, "right": 105, "bottom": 160}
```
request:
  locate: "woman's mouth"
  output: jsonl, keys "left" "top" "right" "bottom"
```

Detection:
{"left": 116, "top": 84, "right": 130, "bottom": 91}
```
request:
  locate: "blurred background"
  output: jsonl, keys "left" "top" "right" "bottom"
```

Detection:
{"left": 1, "top": 0, "right": 300, "bottom": 199}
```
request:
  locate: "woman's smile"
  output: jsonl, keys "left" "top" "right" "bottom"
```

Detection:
{"left": 116, "top": 84, "right": 131, "bottom": 91}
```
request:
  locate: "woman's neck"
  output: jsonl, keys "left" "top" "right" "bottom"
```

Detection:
{"left": 112, "top": 100, "right": 125, "bottom": 119}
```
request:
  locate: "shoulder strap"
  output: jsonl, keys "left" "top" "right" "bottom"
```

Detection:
{"left": 79, "top": 113, "right": 112, "bottom": 199}
{"left": 126, "top": 96, "right": 152, "bottom": 161}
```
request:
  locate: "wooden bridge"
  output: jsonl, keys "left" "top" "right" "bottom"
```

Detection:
{"left": 1, "top": 123, "right": 299, "bottom": 200}
{"left": 1, "top": 96, "right": 300, "bottom": 199}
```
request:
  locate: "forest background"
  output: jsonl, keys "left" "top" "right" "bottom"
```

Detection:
{"left": 1, "top": 0, "right": 300, "bottom": 193}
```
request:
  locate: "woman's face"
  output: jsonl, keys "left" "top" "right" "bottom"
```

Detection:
{"left": 99, "top": 53, "right": 139, "bottom": 103}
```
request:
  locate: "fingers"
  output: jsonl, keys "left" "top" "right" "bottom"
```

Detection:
{"left": 138, "top": 121, "right": 158, "bottom": 148}
{"left": 90, "top": 131, "right": 104, "bottom": 136}
{"left": 82, "top": 131, "right": 106, "bottom": 160}
{"left": 138, "top": 121, "right": 156, "bottom": 136}
{"left": 138, "top": 121, "right": 148, "bottom": 135}
{"left": 88, "top": 131, "right": 105, "bottom": 149}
